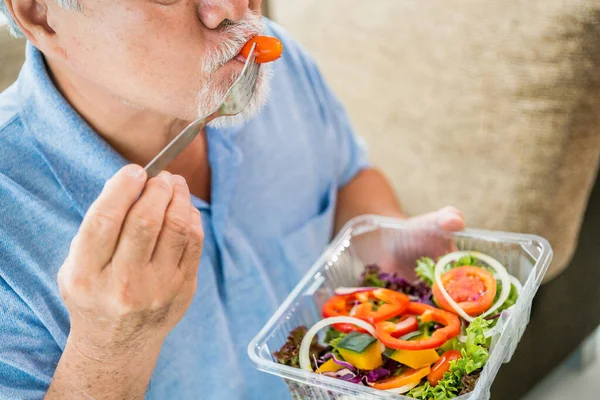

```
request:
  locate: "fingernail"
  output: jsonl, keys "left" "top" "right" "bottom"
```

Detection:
{"left": 125, "top": 165, "right": 145, "bottom": 180}
{"left": 173, "top": 175, "right": 187, "bottom": 187}
{"left": 159, "top": 171, "right": 173, "bottom": 185}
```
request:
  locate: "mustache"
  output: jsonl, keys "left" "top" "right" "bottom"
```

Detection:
{"left": 202, "top": 10, "right": 264, "bottom": 75}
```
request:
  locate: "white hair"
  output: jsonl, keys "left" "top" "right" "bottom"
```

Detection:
{"left": 0, "top": 0, "right": 80, "bottom": 38}
{"left": 196, "top": 10, "right": 272, "bottom": 128}
{"left": 206, "top": 64, "right": 273, "bottom": 129}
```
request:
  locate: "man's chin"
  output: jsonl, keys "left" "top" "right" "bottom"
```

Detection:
{"left": 205, "top": 65, "right": 272, "bottom": 129}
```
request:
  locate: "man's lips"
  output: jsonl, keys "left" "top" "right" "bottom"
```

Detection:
{"left": 222, "top": 34, "right": 261, "bottom": 66}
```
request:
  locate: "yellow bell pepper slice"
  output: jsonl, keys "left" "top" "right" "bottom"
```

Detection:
{"left": 317, "top": 358, "right": 343, "bottom": 374}
{"left": 338, "top": 341, "right": 383, "bottom": 371}
{"left": 390, "top": 348, "right": 440, "bottom": 369}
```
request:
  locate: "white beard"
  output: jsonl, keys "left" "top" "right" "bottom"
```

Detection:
{"left": 204, "top": 64, "right": 273, "bottom": 129}
{"left": 194, "top": 9, "right": 270, "bottom": 129}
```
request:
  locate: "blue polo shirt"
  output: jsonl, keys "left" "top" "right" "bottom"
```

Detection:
{"left": 0, "top": 21, "right": 368, "bottom": 399}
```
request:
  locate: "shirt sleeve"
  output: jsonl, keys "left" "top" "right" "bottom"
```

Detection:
{"left": 0, "top": 276, "right": 60, "bottom": 399}
{"left": 298, "top": 48, "right": 372, "bottom": 189}
{"left": 324, "top": 84, "right": 372, "bottom": 189}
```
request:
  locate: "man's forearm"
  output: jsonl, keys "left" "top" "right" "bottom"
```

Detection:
{"left": 45, "top": 336, "right": 162, "bottom": 400}
{"left": 334, "top": 167, "right": 404, "bottom": 233}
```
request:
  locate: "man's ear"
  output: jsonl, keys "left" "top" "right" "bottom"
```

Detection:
{"left": 5, "top": 0, "right": 66, "bottom": 59}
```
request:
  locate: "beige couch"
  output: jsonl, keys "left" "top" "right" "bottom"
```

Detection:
{"left": 0, "top": 28, "right": 25, "bottom": 91}
{"left": 272, "top": 0, "right": 600, "bottom": 282}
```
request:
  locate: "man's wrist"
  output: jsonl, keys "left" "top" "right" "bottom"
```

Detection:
{"left": 46, "top": 334, "right": 164, "bottom": 400}
{"left": 67, "top": 331, "right": 164, "bottom": 366}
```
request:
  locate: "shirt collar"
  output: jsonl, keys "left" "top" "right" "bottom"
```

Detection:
{"left": 17, "top": 43, "right": 243, "bottom": 217}
{"left": 18, "top": 43, "right": 128, "bottom": 217}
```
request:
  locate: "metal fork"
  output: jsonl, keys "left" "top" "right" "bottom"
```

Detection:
{"left": 145, "top": 44, "right": 260, "bottom": 178}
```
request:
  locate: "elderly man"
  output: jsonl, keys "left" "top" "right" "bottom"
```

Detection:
{"left": 0, "top": 1, "right": 464, "bottom": 399}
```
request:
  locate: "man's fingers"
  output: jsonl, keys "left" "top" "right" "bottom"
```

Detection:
{"left": 113, "top": 171, "right": 175, "bottom": 275}
{"left": 435, "top": 206, "right": 465, "bottom": 232}
{"left": 407, "top": 206, "right": 465, "bottom": 232}
{"left": 179, "top": 206, "right": 204, "bottom": 281}
{"left": 71, "top": 165, "right": 147, "bottom": 271}
{"left": 151, "top": 176, "right": 192, "bottom": 280}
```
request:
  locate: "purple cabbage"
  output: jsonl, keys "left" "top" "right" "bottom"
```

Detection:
{"left": 320, "top": 356, "right": 401, "bottom": 386}
{"left": 485, "top": 313, "right": 502, "bottom": 321}
{"left": 319, "top": 353, "right": 357, "bottom": 373}
{"left": 341, "top": 374, "right": 364, "bottom": 384}
{"left": 321, "top": 358, "right": 403, "bottom": 386}
{"left": 360, "top": 264, "right": 433, "bottom": 304}
{"left": 365, "top": 367, "right": 391, "bottom": 384}
{"left": 382, "top": 354, "right": 404, "bottom": 376}
{"left": 334, "top": 369, "right": 362, "bottom": 384}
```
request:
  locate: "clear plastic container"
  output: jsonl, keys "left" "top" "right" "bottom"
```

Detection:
{"left": 248, "top": 215, "right": 553, "bottom": 400}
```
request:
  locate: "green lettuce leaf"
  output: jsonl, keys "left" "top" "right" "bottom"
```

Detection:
{"left": 361, "top": 265, "right": 387, "bottom": 288}
{"left": 493, "top": 282, "right": 519, "bottom": 315}
{"left": 415, "top": 257, "right": 436, "bottom": 286}
{"left": 325, "top": 330, "right": 346, "bottom": 358}
{"left": 408, "top": 317, "right": 491, "bottom": 399}
{"left": 454, "top": 254, "right": 479, "bottom": 267}
{"left": 324, "top": 327, "right": 343, "bottom": 345}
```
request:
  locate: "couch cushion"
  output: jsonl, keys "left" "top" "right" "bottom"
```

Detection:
{"left": 273, "top": 0, "right": 600, "bottom": 280}
{"left": 0, "top": 27, "right": 25, "bottom": 92}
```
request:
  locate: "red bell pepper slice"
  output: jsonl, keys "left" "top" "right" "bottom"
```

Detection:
{"left": 386, "top": 315, "right": 419, "bottom": 338}
{"left": 322, "top": 289, "right": 409, "bottom": 332}
{"left": 375, "top": 302, "right": 460, "bottom": 350}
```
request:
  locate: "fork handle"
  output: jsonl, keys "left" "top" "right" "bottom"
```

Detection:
{"left": 144, "top": 118, "right": 208, "bottom": 178}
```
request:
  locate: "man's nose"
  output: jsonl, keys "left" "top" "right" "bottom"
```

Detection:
{"left": 198, "top": 0, "right": 250, "bottom": 29}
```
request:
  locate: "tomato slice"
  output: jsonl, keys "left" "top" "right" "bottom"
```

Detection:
{"left": 322, "top": 289, "right": 409, "bottom": 332}
{"left": 427, "top": 350, "right": 462, "bottom": 386}
{"left": 432, "top": 266, "right": 497, "bottom": 317}
{"left": 240, "top": 36, "right": 283, "bottom": 64}
{"left": 371, "top": 366, "right": 430, "bottom": 390}
{"left": 375, "top": 302, "right": 460, "bottom": 350}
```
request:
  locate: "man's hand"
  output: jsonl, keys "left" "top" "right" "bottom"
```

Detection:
{"left": 335, "top": 168, "right": 465, "bottom": 274}
{"left": 377, "top": 206, "right": 464, "bottom": 278}
{"left": 408, "top": 206, "right": 465, "bottom": 233}
{"left": 47, "top": 165, "right": 203, "bottom": 399}
{"left": 398, "top": 206, "right": 465, "bottom": 264}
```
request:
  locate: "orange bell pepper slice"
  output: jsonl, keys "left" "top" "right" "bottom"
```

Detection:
{"left": 371, "top": 366, "right": 431, "bottom": 390}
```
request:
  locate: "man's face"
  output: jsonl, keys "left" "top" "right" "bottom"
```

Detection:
{"left": 47, "top": 0, "right": 264, "bottom": 122}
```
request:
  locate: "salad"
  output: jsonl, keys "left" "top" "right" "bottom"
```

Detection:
{"left": 273, "top": 251, "right": 521, "bottom": 399}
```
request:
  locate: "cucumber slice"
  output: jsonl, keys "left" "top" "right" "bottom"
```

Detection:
{"left": 336, "top": 332, "right": 377, "bottom": 354}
